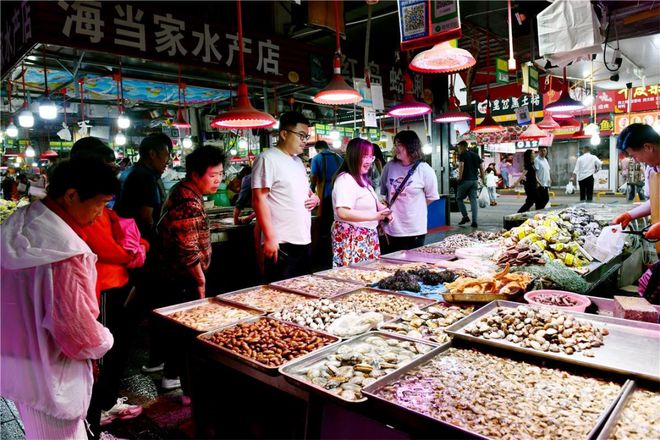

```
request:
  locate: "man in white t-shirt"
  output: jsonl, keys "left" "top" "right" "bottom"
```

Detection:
{"left": 534, "top": 146, "right": 551, "bottom": 209}
{"left": 571, "top": 145, "right": 602, "bottom": 202}
{"left": 252, "top": 112, "right": 320, "bottom": 282}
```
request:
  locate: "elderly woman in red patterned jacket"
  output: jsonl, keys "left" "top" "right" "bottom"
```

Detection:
{"left": 154, "top": 145, "right": 225, "bottom": 394}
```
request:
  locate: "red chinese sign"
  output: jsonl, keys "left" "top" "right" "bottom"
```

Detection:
{"left": 614, "top": 112, "right": 660, "bottom": 134}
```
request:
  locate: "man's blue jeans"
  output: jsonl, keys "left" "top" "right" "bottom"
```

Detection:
{"left": 456, "top": 179, "right": 479, "bottom": 224}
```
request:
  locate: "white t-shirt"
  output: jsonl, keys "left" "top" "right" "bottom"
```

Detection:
{"left": 573, "top": 152, "right": 602, "bottom": 182}
{"left": 380, "top": 161, "right": 439, "bottom": 237}
{"left": 485, "top": 171, "right": 498, "bottom": 188}
{"left": 252, "top": 147, "right": 311, "bottom": 245}
{"left": 534, "top": 156, "right": 551, "bottom": 187}
{"left": 332, "top": 172, "right": 379, "bottom": 230}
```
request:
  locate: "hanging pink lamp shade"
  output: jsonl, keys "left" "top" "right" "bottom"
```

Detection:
{"left": 473, "top": 111, "right": 504, "bottom": 133}
{"left": 537, "top": 112, "right": 560, "bottom": 130}
{"left": 558, "top": 116, "right": 581, "bottom": 128}
{"left": 387, "top": 73, "right": 431, "bottom": 118}
{"left": 211, "top": 83, "right": 276, "bottom": 129}
{"left": 520, "top": 123, "right": 550, "bottom": 140}
{"left": 545, "top": 67, "right": 584, "bottom": 115}
{"left": 409, "top": 41, "right": 476, "bottom": 74}
{"left": 433, "top": 93, "right": 472, "bottom": 123}
{"left": 39, "top": 149, "right": 59, "bottom": 159}
{"left": 313, "top": 56, "right": 363, "bottom": 105}
{"left": 172, "top": 108, "right": 191, "bottom": 129}
{"left": 210, "top": 0, "right": 276, "bottom": 130}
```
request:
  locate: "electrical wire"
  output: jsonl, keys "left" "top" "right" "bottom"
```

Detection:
{"left": 602, "top": 7, "right": 621, "bottom": 72}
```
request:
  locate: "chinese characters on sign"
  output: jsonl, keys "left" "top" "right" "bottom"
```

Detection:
{"left": 476, "top": 94, "right": 542, "bottom": 117}
{"left": 1, "top": 1, "right": 32, "bottom": 70}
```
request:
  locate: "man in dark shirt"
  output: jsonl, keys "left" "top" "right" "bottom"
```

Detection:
{"left": 456, "top": 141, "right": 484, "bottom": 228}
{"left": 115, "top": 133, "right": 172, "bottom": 244}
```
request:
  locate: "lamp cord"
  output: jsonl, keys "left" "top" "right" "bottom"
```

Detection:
{"left": 334, "top": 0, "right": 341, "bottom": 55}
{"left": 42, "top": 46, "right": 49, "bottom": 97}
{"left": 79, "top": 79, "right": 85, "bottom": 122}
{"left": 237, "top": 0, "right": 245, "bottom": 82}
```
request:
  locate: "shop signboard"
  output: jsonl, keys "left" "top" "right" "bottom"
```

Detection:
{"left": 521, "top": 64, "right": 539, "bottom": 94}
{"left": 546, "top": 84, "right": 660, "bottom": 116}
{"left": 397, "top": 0, "right": 461, "bottom": 51}
{"left": 495, "top": 58, "right": 509, "bottom": 84}
{"left": 515, "top": 105, "right": 531, "bottom": 124}
{"left": 613, "top": 112, "right": 660, "bottom": 134}
{"left": 476, "top": 94, "right": 543, "bottom": 120}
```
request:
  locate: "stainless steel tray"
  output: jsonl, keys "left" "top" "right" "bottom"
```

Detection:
{"left": 217, "top": 284, "right": 319, "bottom": 313}
{"left": 595, "top": 381, "right": 639, "bottom": 440}
{"left": 381, "top": 249, "right": 456, "bottom": 264}
{"left": 270, "top": 275, "right": 362, "bottom": 298}
{"left": 152, "top": 297, "right": 264, "bottom": 333}
{"left": 279, "top": 331, "right": 437, "bottom": 403}
{"left": 314, "top": 266, "right": 392, "bottom": 285}
{"left": 331, "top": 287, "right": 436, "bottom": 315}
{"left": 445, "top": 300, "right": 660, "bottom": 382}
{"left": 363, "top": 342, "right": 632, "bottom": 440}
{"left": 196, "top": 316, "right": 340, "bottom": 374}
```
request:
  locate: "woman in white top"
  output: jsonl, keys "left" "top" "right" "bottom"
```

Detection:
{"left": 380, "top": 130, "right": 439, "bottom": 252}
{"left": 331, "top": 138, "right": 392, "bottom": 267}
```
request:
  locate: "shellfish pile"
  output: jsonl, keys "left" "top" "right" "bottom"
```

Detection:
{"left": 416, "top": 234, "right": 478, "bottom": 255}
{"left": 334, "top": 289, "right": 422, "bottom": 316}
{"left": 167, "top": 300, "right": 260, "bottom": 331}
{"left": 373, "top": 348, "right": 622, "bottom": 439}
{"left": 464, "top": 306, "right": 608, "bottom": 356}
{"left": 222, "top": 287, "right": 311, "bottom": 312}
{"left": 291, "top": 334, "right": 432, "bottom": 401}
{"left": 612, "top": 388, "right": 660, "bottom": 440}
{"left": 272, "top": 275, "right": 359, "bottom": 298}
{"left": 270, "top": 298, "right": 354, "bottom": 331}
{"left": 319, "top": 267, "right": 391, "bottom": 285}
{"left": 379, "top": 305, "right": 474, "bottom": 344}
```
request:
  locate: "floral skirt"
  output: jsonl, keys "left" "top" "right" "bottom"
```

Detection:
{"left": 331, "top": 221, "right": 380, "bottom": 267}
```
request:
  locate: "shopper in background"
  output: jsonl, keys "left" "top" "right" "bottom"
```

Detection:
{"left": 380, "top": 130, "right": 439, "bottom": 249}
{"left": 626, "top": 158, "right": 646, "bottom": 201}
{"left": 535, "top": 146, "right": 552, "bottom": 210}
{"left": 1, "top": 167, "right": 19, "bottom": 200}
{"left": 331, "top": 138, "right": 390, "bottom": 266}
{"left": 612, "top": 123, "right": 660, "bottom": 240}
{"left": 232, "top": 165, "right": 256, "bottom": 225}
{"left": 369, "top": 143, "right": 386, "bottom": 189}
{"left": 68, "top": 137, "right": 146, "bottom": 436}
{"left": 485, "top": 164, "right": 498, "bottom": 206}
{"left": 1, "top": 157, "right": 115, "bottom": 439}
{"left": 252, "top": 111, "right": 320, "bottom": 282}
{"left": 571, "top": 145, "right": 602, "bottom": 202}
{"left": 499, "top": 156, "right": 513, "bottom": 188}
{"left": 516, "top": 149, "right": 540, "bottom": 213}
{"left": 454, "top": 141, "right": 484, "bottom": 228}
{"left": 310, "top": 140, "right": 342, "bottom": 263}
{"left": 156, "top": 146, "right": 225, "bottom": 394}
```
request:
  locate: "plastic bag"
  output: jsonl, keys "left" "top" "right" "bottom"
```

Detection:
{"left": 478, "top": 187, "right": 490, "bottom": 208}
{"left": 618, "top": 182, "right": 628, "bottom": 193}
{"left": 594, "top": 224, "right": 626, "bottom": 263}
{"left": 565, "top": 181, "right": 575, "bottom": 194}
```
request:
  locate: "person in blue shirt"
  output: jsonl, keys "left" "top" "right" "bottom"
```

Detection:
{"left": 310, "top": 140, "right": 342, "bottom": 235}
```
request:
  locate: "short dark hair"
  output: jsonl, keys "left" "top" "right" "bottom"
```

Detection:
{"left": 48, "top": 157, "right": 120, "bottom": 201}
{"left": 617, "top": 123, "right": 660, "bottom": 152}
{"left": 314, "top": 140, "right": 329, "bottom": 150}
{"left": 70, "top": 137, "right": 115, "bottom": 163}
{"left": 279, "top": 111, "right": 310, "bottom": 131}
{"left": 393, "top": 130, "right": 423, "bottom": 162}
{"left": 185, "top": 146, "right": 226, "bottom": 179}
{"left": 139, "top": 132, "right": 172, "bottom": 158}
{"left": 332, "top": 138, "right": 373, "bottom": 188}
{"left": 457, "top": 140, "right": 468, "bottom": 150}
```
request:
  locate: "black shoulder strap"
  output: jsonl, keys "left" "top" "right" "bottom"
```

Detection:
{"left": 388, "top": 160, "right": 421, "bottom": 208}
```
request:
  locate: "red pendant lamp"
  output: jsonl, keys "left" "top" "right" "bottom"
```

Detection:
{"left": 387, "top": 73, "right": 431, "bottom": 118}
{"left": 313, "top": 0, "right": 362, "bottom": 105}
{"left": 173, "top": 65, "right": 191, "bottom": 129}
{"left": 538, "top": 112, "right": 560, "bottom": 130}
{"left": 433, "top": 75, "right": 472, "bottom": 123}
{"left": 409, "top": 41, "right": 476, "bottom": 74}
{"left": 473, "top": 26, "right": 504, "bottom": 133}
{"left": 211, "top": 0, "right": 275, "bottom": 129}
{"left": 545, "top": 67, "right": 584, "bottom": 117}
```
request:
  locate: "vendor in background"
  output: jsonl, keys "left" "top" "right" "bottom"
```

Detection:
{"left": 332, "top": 138, "right": 391, "bottom": 266}
{"left": 380, "top": 131, "right": 439, "bottom": 250}
{"left": 516, "top": 149, "right": 541, "bottom": 213}
{"left": 233, "top": 165, "right": 256, "bottom": 225}
{"left": 572, "top": 145, "right": 602, "bottom": 202}
{"left": 157, "top": 146, "right": 225, "bottom": 395}
{"left": 1, "top": 167, "right": 18, "bottom": 200}
{"left": 535, "top": 146, "right": 551, "bottom": 210}
{"left": 1, "top": 157, "right": 115, "bottom": 439}
{"left": 612, "top": 123, "right": 660, "bottom": 239}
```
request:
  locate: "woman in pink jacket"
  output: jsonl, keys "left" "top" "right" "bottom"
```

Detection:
{"left": 1, "top": 157, "right": 117, "bottom": 439}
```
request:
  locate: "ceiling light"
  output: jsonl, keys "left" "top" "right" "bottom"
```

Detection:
{"left": 115, "top": 132, "right": 127, "bottom": 146}
{"left": 38, "top": 97, "right": 58, "bottom": 120}
{"left": 6, "top": 119, "right": 18, "bottom": 137}
{"left": 230, "top": 148, "right": 238, "bottom": 155}
{"left": 545, "top": 67, "right": 585, "bottom": 114}
{"left": 433, "top": 111, "right": 472, "bottom": 123}
{"left": 537, "top": 113, "right": 560, "bottom": 130}
{"left": 520, "top": 123, "right": 549, "bottom": 140}
{"left": 329, "top": 128, "right": 340, "bottom": 140}
{"left": 25, "top": 145, "right": 35, "bottom": 157}
{"left": 387, "top": 73, "right": 431, "bottom": 118}
{"left": 583, "top": 122, "right": 599, "bottom": 136}
{"left": 172, "top": 108, "right": 191, "bottom": 129}
{"left": 313, "top": 0, "right": 363, "bottom": 106}
{"left": 238, "top": 137, "right": 248, "bottom": 149}
{"left": 409, "top": 41, "right": 476, "bottom": 74}
{"left": 18, "top": 108, "right": 34, "bottom": 127}
{"left": 332, "top": 140, "right": 341, "bottom": 149}
{"left": 173, "top": 68, "right": 191, "bottom": 129}
{"left": 182, "top": 136, "right": 193, "bottom": 149}
{"left": 39, "top": 149, "right": 59, "bottom": 159}
{"left": 506, "top": 0, "right": 516, "bottom": 71}
{"left": 473, "top": 111, "right": 505, "bottom": 133}
{"left": 653, "top": 119, "right": 660, "bottom": 134}
{"left": 117, "top": 113, "right": 131, "bottom": 129}
{"left": 590, "top": 133, "right": 601, "bottom": 145}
